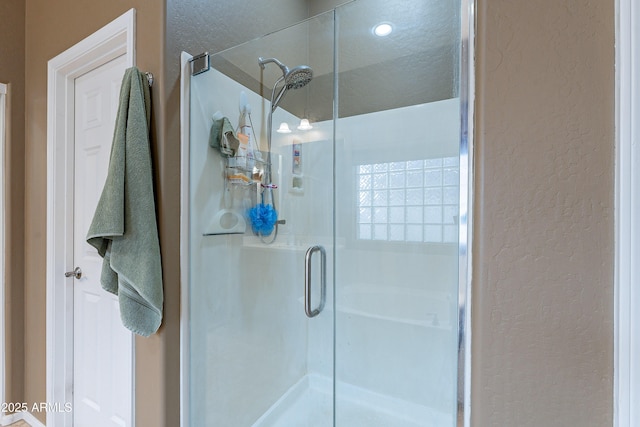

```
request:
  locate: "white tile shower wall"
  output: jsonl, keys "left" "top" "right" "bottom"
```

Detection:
{"left": 330, "top": 98, "right": 460, "bottom": 413}
{"left": 335, "top": 98, "right": 461, "bottom": 291}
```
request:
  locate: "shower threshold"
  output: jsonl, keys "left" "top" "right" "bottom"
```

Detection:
{"left": 251, "top": 373, "right": 451, "bottom": 427}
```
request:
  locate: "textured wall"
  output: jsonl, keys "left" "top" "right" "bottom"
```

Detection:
{"left": 308, "top": 0, "right": 352, "bottom": 16}
{"left": 23, "top": 1, "right": 168, "bottom": 425}
{"left": 472, "top": 0, "right": 614, "bottom": 425}
{"left": 165, "top": 0, "right": 308, "bottom": 79}
{"left": 10, "top": 0, "right": 616, "bottom": 424}
{"left": 0, "top": 0, "right": 26, "bottom": 407}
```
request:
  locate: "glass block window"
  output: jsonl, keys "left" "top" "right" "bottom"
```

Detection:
{"left": 356, "top": 157, "right": 459, "bottom": 243}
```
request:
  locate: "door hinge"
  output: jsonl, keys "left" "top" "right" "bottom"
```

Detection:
{"left": 189, "top": 52, "right": 210, "bottom": 76}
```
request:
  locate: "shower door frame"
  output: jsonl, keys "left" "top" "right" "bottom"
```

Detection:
{"left": 178, "top": 0, "right": 476, "bottom": 424}
{"left": 179, "top": 51, "right": 192, "bottom": 427}
{"left": 459, "top": 0, "right": 475, "bottom": 426}
{"left": 615, "top": 0, "right": 640, "bottom": 424}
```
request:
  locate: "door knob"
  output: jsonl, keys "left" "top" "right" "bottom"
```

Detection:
{"left": 64, "top": 267, "right": 82, "bottom": 280}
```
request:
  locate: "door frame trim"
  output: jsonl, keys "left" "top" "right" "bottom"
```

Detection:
{"left": 45, "top": 9, "right": 135, "bottom": 426}
{"left": 615, "top": 0, "right": 639, "bottom": 425}
{"left": 0, "top": 82, "right": 7, "bottom": 419}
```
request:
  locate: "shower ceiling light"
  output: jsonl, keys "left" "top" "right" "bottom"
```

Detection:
{"left": 373, "top": 22, "right": 393, "bottom": 37}
{"left": 276, "top": 122, "right": 292, "bottom": 133}
{"left": 298, "top": 118, "right": 313, "bottom": 130}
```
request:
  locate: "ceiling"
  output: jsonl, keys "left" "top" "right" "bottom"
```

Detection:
{"left": 209, "top": 0, "right": 460, "bottom": 121}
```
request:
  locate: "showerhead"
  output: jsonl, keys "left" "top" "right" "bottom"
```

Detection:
{"left": 284, "top": 65, "right": 313, "bottom": 90}
{"left": 258, "top": 57, "right": 314, "bottom": 109}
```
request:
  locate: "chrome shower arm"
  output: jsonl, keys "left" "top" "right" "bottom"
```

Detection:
{"left": 258, "top": 57, "right": 289, "bottom": 75}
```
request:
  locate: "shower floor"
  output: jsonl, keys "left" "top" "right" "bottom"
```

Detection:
{"left": 251, "top": 374, "right": 452, "bottom": 427}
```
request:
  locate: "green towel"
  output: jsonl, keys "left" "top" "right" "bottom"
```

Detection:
{"left": 86, "top": 67, "right": 163, "bottom": 337}
{"left": 209, "top": 116, "right": 239, "bottom": 156}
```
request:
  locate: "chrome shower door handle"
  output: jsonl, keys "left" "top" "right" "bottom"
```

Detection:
{"left": 304, "top": 245, "right": 326, "bottom": 318}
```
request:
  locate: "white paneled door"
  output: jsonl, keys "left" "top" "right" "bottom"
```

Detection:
{"left": 72, "top": 53, "right": 133, "bottom": 427}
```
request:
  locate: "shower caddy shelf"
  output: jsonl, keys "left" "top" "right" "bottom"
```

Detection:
{"left": 202, "top": 153, "right": 274, "bottom": 237}
{"left": 224, "top": 155, "right": 268, "bottom": 187}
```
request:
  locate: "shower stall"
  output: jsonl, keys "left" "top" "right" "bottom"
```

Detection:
{"left": 180, "top": 0, "right": 471, "bottom": 425}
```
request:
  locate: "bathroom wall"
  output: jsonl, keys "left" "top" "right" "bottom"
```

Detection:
{"left": 165, "top": 0, "right": 309, "bottom": 83}
{"left": 0, "top": 0, "right": 26, "bottom": 408}
{"left": 472, "top": 0, "right": 614, "bottom": 425}
{"left": 308, "top": 0, "right": 352, "bottom": 16}
{"left": 22, "top": 1, "right": 170, "bottom": 425}
{"left": 3, "top": 0, "right": 615, "bottom": 425}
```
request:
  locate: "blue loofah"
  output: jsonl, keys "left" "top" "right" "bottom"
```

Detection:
{"left": 248, "top": 203, "right": 278, "bottom": 235}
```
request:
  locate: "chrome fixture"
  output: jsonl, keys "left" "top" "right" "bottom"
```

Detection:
{"left": 258, "top": 57, "right": 313, "bottom": 243}
{"left": 304, "top": 245, "right": 326, "bottom": 318}
{"left": 258, "top": 57, "right": 313, "bottom": 111}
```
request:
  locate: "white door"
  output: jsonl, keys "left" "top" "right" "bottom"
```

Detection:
{"left": 72, "top": 53, "right": 133, "bottom": 427}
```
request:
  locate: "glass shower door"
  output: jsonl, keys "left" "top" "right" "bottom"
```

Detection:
{"left": 334, "top": 1, "right": 462, "bottom": 426}
{"left": 185, "top": 1, "right": 467, "bottom": 425}
{"left": 187, "top": 11, "right": 336, "bottom": 427}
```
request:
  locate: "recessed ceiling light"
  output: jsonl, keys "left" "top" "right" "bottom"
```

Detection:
{"left": 373, "top": 23, "right": 393, "bottom": 37}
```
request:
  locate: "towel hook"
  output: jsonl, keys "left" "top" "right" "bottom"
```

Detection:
{"left": 145, "top": 72, "right": 154, "bottom": 88}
